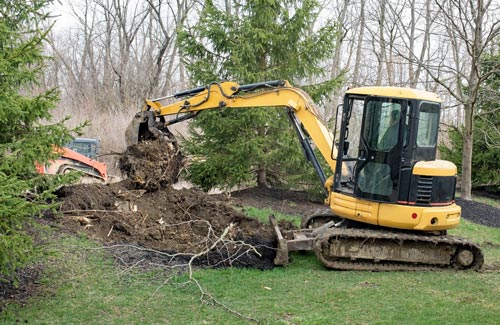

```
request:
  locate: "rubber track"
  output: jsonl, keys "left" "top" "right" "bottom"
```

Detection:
{"left": 314, "top": 228, "right": 484, "bottom": 271}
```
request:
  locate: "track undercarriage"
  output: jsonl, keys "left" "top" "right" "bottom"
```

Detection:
{"left": 270, "top": 214, "right": 484, "bottom": 271}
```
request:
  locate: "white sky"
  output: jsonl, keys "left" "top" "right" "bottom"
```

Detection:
{"left": 49, "top": 1, "right": 79, "bottom": 31}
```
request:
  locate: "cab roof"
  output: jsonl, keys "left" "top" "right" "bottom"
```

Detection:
{"left": 346, "top": 86, "right": 441, "bottom": 103}
{"left": 72, "top": 137, "right": 100, "bottom": 143}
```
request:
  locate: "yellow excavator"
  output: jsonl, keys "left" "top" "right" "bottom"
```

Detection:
{"left": 126, "top": 80, "right": 483, "bottom": 271}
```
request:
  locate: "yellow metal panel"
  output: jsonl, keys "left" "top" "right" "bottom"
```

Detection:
{"left": 329, "top": 193, "right": 378, "bottom": 226}
{"left": 330, "top": 193, "right": 356, "bottom": 219}
{"left": 415, "top": 204, "right": 461, "bottom": 230}
{"left": 331, "top": 193, "right": 356, "bottom": 212}
{"left": 346, "top": 86, "right": 441, "bottom": 103}
{"left": 378, "top": 202, "right": 461, "bottom": 231}
{"left": 413, "top": 160, "right": 457, "bottom": 176}
{"left": 355, "top": 200, "right": 378, "bottom": 223}
{"left": 378, "top": 203, "right": 422, "bottom": 229}
{"left": 330, "top": 192, "right": 461, "bottom": 231}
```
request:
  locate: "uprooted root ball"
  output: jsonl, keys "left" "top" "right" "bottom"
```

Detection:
{"left": 119, "top": 139, "right": 184, "bottom": 192}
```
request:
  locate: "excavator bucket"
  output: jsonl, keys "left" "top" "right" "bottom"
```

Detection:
{"left": 126, "top": 111, "right": 148, "bottom": 145}
{"left": 125, "top": 111, "right": 160, "bottom": 145}
{"left": 125, "top": 110, "right": 177, "bottom": 146}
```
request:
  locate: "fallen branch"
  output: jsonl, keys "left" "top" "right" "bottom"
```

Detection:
{"left": 107, "top": 225, "right": 114, "bottom": 237}
{"left": 63, "top": 209, "right": 128, "bottom": 214}
{"left": 184, "top": 223, "right": 260, "bottom": 323}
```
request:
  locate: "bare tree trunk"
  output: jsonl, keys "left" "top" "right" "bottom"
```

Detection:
{"left": 331, "top": 0, "right": 349, "bottom": 79}
{"left": 376, "top": 0, "right": 387, "bottom": 86}
{"left": 257, "top": 164, "right": 268, "bottom": 188}
{"left": 224, "top": 0, "right": 231, "bottom": 16}
{"left": 352, "top": 0, "right": 365, "bottom": 86}
{"left": 412, "top": 0, "right": 432, "bottom": 87}
{"left": 446, "top": 20, "right": 464, "bottom": 127}
{"left": 461, "top": 105, "right": 474, "bottom": 199}
{"left": 408, "top": 0, "right": 416, "bottom": 86}
{"left": 460, "top": 0, "right": 484, "bottom": 200}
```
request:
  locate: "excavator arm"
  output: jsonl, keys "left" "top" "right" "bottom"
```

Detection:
{"left": 126, "top": 80, "right": 342, "bottom": 187}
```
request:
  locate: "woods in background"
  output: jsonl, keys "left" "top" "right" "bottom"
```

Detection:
{"left": 45, "top": 0, "right": 500, "bottom": 197}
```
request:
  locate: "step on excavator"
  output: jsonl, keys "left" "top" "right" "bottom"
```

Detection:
{"left": 126, "top": 80, "right": 483, "bottom": 271}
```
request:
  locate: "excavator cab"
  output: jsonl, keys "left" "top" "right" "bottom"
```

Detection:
{"left": 333, "top": 87, "right": 456, "bottom": 207}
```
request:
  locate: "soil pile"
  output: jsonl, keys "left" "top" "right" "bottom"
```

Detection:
{"left": 55, "top": 140, "right": 500, "bottom": 272}
{"left": 57, "top": 140, "right": 276, "bottom": 270}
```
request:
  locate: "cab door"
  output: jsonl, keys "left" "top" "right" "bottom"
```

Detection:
{"left": 353, "top": 97, "right": 407, "bottom": 203}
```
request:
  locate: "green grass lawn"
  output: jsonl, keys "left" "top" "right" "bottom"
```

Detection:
{"left": 1, "top": 213, "right": 499, "bottom": 324}
{"left": 239, "top": 206, "right": 302, "bottom": 226}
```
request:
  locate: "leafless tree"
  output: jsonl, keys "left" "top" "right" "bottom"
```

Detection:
{"left": 360, "top": 0, "right": 500, "bottom": 198}
{"left": 330, "top": 0, "right": 350, "bottom": 81}
{"left": 351, "top": 0, "right": 365, "bottom": 87}
{"left": 46, "top": 0, "right": 195, "bottom": 157}
{"left": 417, "top": 0, "right": 500, "bottom": 199}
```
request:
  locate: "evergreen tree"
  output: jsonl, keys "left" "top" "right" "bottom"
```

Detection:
{"left": 0, "top": 0, "right": 78, "bottom": 280}
{"left": 178, "top": 0, "right": 341, "bottom": 191}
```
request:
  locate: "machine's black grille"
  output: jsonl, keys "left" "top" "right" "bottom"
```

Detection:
{"left": 416, "top": 176, "right": 433, "bottom": 205}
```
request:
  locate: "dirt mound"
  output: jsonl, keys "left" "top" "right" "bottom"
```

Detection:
{"left": 118, "top": 140, "right": 184, "bottom": 192}
{"left": 57, "top": 140, "right": 276, "bottom": 270}
{"left": 57, "top": 169, "right": 276, "bottom": 270}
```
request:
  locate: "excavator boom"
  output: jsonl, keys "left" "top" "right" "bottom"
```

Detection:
{"left": 127, "top": 80, "right": 342, "bottom": 186}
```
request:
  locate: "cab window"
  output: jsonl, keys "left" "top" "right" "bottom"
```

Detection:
{"left": 417, "top": 102, "right": 439, "bottom": 147}
{"left": 363, "top": 99, "right": 402, "bottom": 152}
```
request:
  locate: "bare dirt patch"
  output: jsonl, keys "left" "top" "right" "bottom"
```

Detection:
{"left": 0, "top": 265, "right": 42, "bottom": 312}
{"left": 456, "top": 198, "right": 500, "bottom": 228}
{"left": 230, "top": 186, "right": 324, "bottom": 217}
